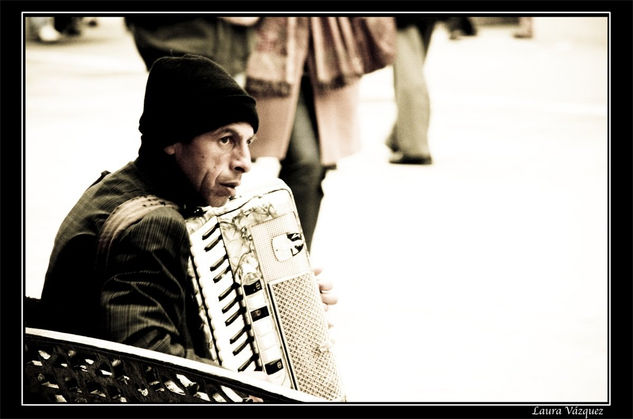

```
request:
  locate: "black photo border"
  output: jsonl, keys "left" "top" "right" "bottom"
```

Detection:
{"left": 2, "top": 1, "right": 631, "bottom": 418}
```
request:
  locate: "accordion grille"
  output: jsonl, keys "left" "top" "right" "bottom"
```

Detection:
{"left": 271, "top": 273, "right": 345, "bottom": 401}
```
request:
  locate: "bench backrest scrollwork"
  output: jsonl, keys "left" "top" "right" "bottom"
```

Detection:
{"left": 24, "top": 327, "right": 323, "bottom": 404}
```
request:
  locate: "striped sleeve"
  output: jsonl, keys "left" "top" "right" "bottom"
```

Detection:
{"left": 99, "top": 206, "right": 194, "bottom": 359}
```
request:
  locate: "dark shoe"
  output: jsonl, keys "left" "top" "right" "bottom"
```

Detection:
{"left": 389, "top": 154, "right": 433, "bottom": 165}
{"left": 513, "top": 29, "right": 533, "bottom": 39}
{"left": 386, "top": 141, "right": 400, "bottom": 152}
{"left": 385, "top": 130, "right": 400, "bottom": 152}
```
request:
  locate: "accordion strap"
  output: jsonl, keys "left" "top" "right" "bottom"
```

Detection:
{"left": 97, "top": 195, "right": 179, "bottom": 265}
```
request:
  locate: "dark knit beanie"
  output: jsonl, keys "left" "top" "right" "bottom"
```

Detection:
{"left": 138, "top": 54, "right": 259, "bottom": 149}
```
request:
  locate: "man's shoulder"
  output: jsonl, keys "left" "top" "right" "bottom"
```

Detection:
{"left": 62, "top": 162, "right": 167, "bottom": 236}
{"left": 104, "top": 194, "right": 186, "bottom": 239}
{"left": 86, "top": 162, "right": 150, "bottom": 211}
{"left": 138, "top": 204, "right": 187, "bottom": 230}
{"left": 100, "top": 196, "right": 189, "bottom": 257}
{"left": 119, "top": 196, "right": 184, "bottom": 225}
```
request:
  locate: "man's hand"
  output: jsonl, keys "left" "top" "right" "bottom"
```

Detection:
{"left": 220, "top": 17, "right": 260, "bottom": 26}
{"left": 313, "top": 267, "right": 338, "bottom": 328}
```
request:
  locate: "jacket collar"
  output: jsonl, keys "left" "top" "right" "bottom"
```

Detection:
{"left": 134, "top": 147, "right": 207, "bottom": 214}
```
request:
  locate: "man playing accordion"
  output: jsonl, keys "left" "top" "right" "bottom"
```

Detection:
{"left": 36, "top": 56, "right": 339, "bottom": 391}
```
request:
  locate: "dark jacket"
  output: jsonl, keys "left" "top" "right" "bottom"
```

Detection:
{"left": 37, "top": 150, "right": 212, "bottom": 363}
{"left": 125, "top": 15, "right": 255, "bottom": 76}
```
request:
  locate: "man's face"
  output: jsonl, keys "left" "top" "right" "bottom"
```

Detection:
{"left": 165, "top": 122, "right": 254, "bottom": 207}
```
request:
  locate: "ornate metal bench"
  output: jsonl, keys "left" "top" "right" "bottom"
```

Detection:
{"left": 24, "top": 327, "right": 323, "bottom": 403}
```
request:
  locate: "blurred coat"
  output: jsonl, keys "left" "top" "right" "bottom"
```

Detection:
{"left": 248, "top": 72, "right": 361, "bottom": 166}
{"left": 244, "top": 17, "right": 372, "bottom": 166}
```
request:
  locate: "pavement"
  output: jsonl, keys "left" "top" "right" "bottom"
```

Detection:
{"left": 24, "top": 17, "right": 609, "bottom": 403}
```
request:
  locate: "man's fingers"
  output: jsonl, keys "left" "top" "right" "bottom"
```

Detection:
{"left": 320, "top": 291, "right": 338, "bottom": 306}
{"left": 318, "top": 278, "right": 334, "bottom": 293}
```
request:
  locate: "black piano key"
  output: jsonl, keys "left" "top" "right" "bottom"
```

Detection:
{"left": 213, "top": 265, "right": 231, "bottom": 283}
{"left": 237, "top": 354, "right": 258, "bottom": 372}
{"left": 243, "top": 280, "right": 263, "bottom": 296}
{"left": 221, "top": 296, "right": 240, "bottom": 314}
{"left": 201, "top": 223, "right": 220, "bottom": 241}
{"left": 229, "top": 326, "right": 248, "bottom": 345}
{"left": 225, "top": 306, "right": 246, "bottom": 326}
{"left": 210, "top": 254, "right": 228, "bottom": 271}
{"left": 203, "top": 234, "right": 222, "bottom": 252}
{"left": 218, "top": 282, "right": 238, "bottom": 301}
{"left": 264, "top": 359, "right": 284, "bottom": 375}
{"left": 250, "top": 306, "right": 269, "bottom": 322}
{"left": 232, "top": 335, "right": 253, "bottom": 356}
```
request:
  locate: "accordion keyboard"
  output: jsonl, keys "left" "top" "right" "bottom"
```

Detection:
{"left": 185, "top": 181, "right": 345, "bottom": 400}
{"left": 189, "top": 219, "right": 259, "bottom": 373}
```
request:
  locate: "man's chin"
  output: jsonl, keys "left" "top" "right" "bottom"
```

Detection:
{"left": 207, "top": 196, "right": 230, "bottom": 208}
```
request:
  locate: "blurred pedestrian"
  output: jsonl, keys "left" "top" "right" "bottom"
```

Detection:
{"left": 27, "top": 17, "right": 62, "bottom": 43}
{"left": 125, "top": 15, "right": 257, "bottom": 78}
{"left": 244, "top": 17, "right": 394, "bottom": 248}
{"left": 126, "top": 15, "right": 395, "bottom": 250}
{"left": 27, "top": 16, "right": 96, "bottom": 43}
{"left": 514, "top": 17, "right": 534, "bottom": 39}
{"left": 445, "top": 16, "right": 477, "bottom": 40}
{"left": 52, "top": 15, "right": 83, "bottom": 37}
{"left": 386, "top": 15, "right": 440, "bottom": 165}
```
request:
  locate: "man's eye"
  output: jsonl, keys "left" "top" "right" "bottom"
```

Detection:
{"left": 219, "top": 136, "right": 232, "bottom": 145}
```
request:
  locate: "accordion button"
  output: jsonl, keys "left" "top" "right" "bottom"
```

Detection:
{"left": 249, "top": 306, "right": 269, "bottom": 322}
{"left": 264, "top": 359, "right": 284, "bottom": 375}
{"left": 258, "top": 331, "right": 277, "bottom": 349}
{"left": 252, "top": 317, "right": 274, "bottom": 335}
{"left": 245, "top": 292, "right": 266, "bottom": 308}
{"left": 260, "top": 345, "right": 282, "bottom": 364}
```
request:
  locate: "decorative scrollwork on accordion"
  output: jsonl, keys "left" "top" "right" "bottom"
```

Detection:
{"left": 185, "top": 180, "right": 345, "bottom": 401}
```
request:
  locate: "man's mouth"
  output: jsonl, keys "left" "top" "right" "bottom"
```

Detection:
{"left": 219, "top": 182, "right": 240, "bottom": 194}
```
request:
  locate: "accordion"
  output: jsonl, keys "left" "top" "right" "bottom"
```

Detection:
{"left": 184, "top": 179, "right": 345, "bottom": 401}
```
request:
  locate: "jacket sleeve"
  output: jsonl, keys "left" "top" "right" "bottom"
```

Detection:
{"left": 99, "top": 207, "right": 208, "bottom": 363}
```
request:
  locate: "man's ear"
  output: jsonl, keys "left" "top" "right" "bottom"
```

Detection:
{"left": 164, "top": 144, "right": 177, "bottom": 155}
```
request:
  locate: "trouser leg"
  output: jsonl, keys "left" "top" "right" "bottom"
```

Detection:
{"left": 389, "top": 25, "right": 432, "bottom": 158}
{"left": 279, "top": 77, "right": 326, "bottom": 250}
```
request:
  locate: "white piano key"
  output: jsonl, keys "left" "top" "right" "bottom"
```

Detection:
{"left": 191, "top": 254, "right": 212, "bottom": 275}
{"left": 201, "top": 285, "right": 220, "bottom": 308}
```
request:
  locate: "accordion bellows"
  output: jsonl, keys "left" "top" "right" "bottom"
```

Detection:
{"left": 185, "top": 179, "right": 345, "bottom": 401}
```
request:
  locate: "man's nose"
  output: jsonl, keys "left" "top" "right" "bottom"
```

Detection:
{"left": 232, "top": 142, "right": 252, "bottom": 173}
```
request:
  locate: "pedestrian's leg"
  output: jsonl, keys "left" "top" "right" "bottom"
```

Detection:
{"left": 514, "top": 17, "right": 533, "bottom": 39}
{"left": 29, "top": 17, "right": 61, "bottom": 43}
{"left": 279, "top": 77, "right": 325, "bottom": 250}
{"left": 390, "top": 25, "right": 433, "bottom": 164}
